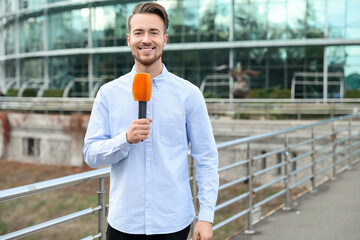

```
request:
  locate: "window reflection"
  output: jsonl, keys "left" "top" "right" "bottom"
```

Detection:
{"left": 48, "top": 9, "right": 88, "bottom": 50}
{"left": 20, "top": 16, "right": 44, "bottom": 53}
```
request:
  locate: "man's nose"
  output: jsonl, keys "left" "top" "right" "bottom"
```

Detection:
{"left": 141, "top": 33, "right": 151, "bottom": 43}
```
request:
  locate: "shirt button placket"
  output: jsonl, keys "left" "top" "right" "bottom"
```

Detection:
{"left": 144, "top": 95, "right": 153, "bottom": 234}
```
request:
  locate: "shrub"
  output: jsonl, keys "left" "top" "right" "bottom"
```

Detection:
{"left": 5, "top": 89, "right": 19, "bottom": 97}
{"left": 44, "top": 89, "right": 64, "bottom": 98}
{"left": 345, "top": 89, "right": 360, "bottom": 98}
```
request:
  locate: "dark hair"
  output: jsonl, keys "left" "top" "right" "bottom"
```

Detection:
{"left": 128, "top": 2, "right": 169, "bottom": 32}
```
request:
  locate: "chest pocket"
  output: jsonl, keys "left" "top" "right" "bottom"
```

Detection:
{"left": 160, "top": 115, "right": 186, "bottom": 146}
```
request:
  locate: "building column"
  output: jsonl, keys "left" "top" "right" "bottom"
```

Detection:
{"left": 323, "top": 0, "right": 328, "bottom": 102}
{"left": 0, "top": 1, "right": 4, "bottom": 93}
{"left": 88, "top": 4, "right": 93, "bottom": 97}
{"left": 14, "top": 0, "right": 20, "bottom": 88}
{"left": 228, "top": 0, "right": 234, "bottom": 99}
{"left": 43, "top": 8, "right": 49, "bottom": 90}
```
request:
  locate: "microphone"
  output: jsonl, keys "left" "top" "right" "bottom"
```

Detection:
{"left": 132, "top": 73, "right": 152, "bottom": 119}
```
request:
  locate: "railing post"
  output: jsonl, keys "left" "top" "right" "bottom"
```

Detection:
{"left": 98, "top": 178, "right": 106, "bottom": 240}
{"left": 265, "top": 102, "right": 270, "bottom": 120}
{"left": 190, "top": 156, "right": 197, "bottom": 238}
{"left": 283, "top": 134, "right": 292, "bottom": 211}
{"left": 331, "top": 122, "right": 338, "bottom": 180}
{"left": 348, "top": 118, "right": 353, "bottom": 170}
{"left": 310, "top": 127, "right": 318, "bottom": 193}
{"left": 245, "top": 142, "right": 255, "bottom": 234}
{"left": 296, "top": 103, "right": 301, "bottom": 120}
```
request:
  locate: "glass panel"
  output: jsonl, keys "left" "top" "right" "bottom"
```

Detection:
{"left": 183, "top": 0, "right": 199, "bottom": 42}
{"left": 346, "top": 28, "right": 360, "bottom": 39}
{"left": 5, "top": 60, "right": 16, "bottom": 78}
{"left": 49, "top": 55, "right": 88, "bottom": 94}
{"left": 306, "top": 0, "right": 325, "bottom": 38}
{"left": 267, "top": 1, "right": 286, "bottom": 39}
{"left": 287, "top": 0, "right": 306, "bottom": 39}
{"left": 199, "top": 0, "right": 216, "bottom": 41}
{"left": 345, "top": 46, "right": 360, "bottom": 89}
{"left": 92, "top": 5, "right": 128, "bottom": 47}
{"left": 93, "top": 53, "right": 133, "bottom": 84}
{"left": 167, "top": 1, "right": 184, "bottom": 43}
{"left": 19, "top": 0, "right": 46, "bottom": 9}
{"left": 346, "top": 0, "right": 360, "bottom": 28}
{"left": 328, "top": 0, "right": 345, "bottom": 28}
{"left": 20, "top": 16, "right": 44, "bottom": 53}
{"left": 48, "top": 8, "right": 88, "bottom": 50}
{"left": 4, "top": 23, "right": 15, "bottom": 55}
{"left": 215, "top": 0, "right": 230, "bottom": 41}
{"left": 21, "top": 58, "right": 44, "bottom": 87}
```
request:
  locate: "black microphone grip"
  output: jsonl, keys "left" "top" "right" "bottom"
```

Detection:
{"left": 138, "top": 101, "right": 147, "bottom": 119}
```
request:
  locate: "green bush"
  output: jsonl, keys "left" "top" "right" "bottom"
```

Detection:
{"left": 44, "top": 89, "right": 64, "bottom": 98}
{"left": 248, "top": 87, "right": 290, "bottom": 98}
{"left": 274, "top": 89, "right": 291, "bottom": 98}
{"left": 203, "top": 91, "right": 218, "bottom": 98}
{"left": 22, "top": 89, "right": 37, "bottom": 97}
{"left": 345, "top": 89, "right": 360, "bottom": 98}
{"left": 5, "top": 89, "right": 19, "bottom": 97}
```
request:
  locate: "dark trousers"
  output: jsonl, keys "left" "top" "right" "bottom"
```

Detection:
{"left": 106, "top": 224, "right": 191, "bottom": 240}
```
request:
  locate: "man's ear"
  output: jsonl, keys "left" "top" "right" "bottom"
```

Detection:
{"left": 127, "top": 33, "right": 131, "bottom": 47}
{"left": 163, "top": 33, "right": 168, "bottom": 47}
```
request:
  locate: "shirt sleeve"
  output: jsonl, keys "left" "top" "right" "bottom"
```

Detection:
{"left": 83, "top": 88, "right": 132, "bottom": 168}
{"left": 186, "top": 86, "right": 219, "bottom": 223}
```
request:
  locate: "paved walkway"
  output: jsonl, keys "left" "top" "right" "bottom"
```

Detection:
{"left": 230, "top": 163, "right": 360, "bottom": 240}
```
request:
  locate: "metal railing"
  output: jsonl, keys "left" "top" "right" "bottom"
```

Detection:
{"left": 1, "top": 112, "right": 360, "bottom": 239}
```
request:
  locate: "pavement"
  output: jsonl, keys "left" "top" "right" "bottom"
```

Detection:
{"left": 230, "top": 163, "right": 360, "bottom": 240}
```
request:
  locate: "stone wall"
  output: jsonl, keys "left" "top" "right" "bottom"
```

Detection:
{"left": 0, "top": 112, "right": 89, "bottom": 166}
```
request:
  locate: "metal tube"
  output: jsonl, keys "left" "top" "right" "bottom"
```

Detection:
{"left": 283, "top": 134, "right": 291, "bottom": 211}
{"left": 0, "top": 167, "right": 110, "bottom": 203}
{"left": 0, "top": 207, "right": 101, "bottom": 240}
{"left": 348, "top": 118, "right": 353, "bottom": 169}
{"left": 311, "top": 127, "right": 317, "bottom": 193}
{"left": 331, "top": 122, "right": 337, "bottom": 180}
{"left": 98, "top": 178, "right": 106, "bottom": 240}
{"left": 245, "top": 143, "right": 255, "bottom": 234}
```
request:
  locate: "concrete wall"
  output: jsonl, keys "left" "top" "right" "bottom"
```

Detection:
{"left": 0, "top": 112, "right": 88, "bottom": 166}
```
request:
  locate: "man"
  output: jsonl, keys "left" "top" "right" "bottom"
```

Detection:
{"left": 83, "top": 2, "right": 219, "bottom": 240}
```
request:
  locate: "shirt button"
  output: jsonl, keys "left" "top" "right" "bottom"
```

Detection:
{"left": 147, "top": 111, "right": 150, "bottom": 114}
{"left": 146, "top": 205, "right": 150, "bottom": 208}
{"left": 147, "top": 158, "right": 151, "bottom": 161}
{"left": 147, "top": 181, "right": 151, "bottom": 184}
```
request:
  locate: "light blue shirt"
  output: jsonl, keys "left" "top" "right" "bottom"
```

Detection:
{"left": 83, "top": 65, "right": 219, "bottom": 235}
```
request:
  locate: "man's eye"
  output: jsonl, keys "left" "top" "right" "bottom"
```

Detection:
{"left": 134, "top": 32, "right": 142, "bottom": 36}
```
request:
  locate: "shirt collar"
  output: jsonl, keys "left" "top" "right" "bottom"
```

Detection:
{"left": 130, "top": 64, "right": 169, "bottom": 89}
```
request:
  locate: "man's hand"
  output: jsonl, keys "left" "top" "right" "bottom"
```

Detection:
{"left": 192, "top": 221, "right": 213, "bottom": 240}
{"left": 126, "top": 118, "right": 152, "bottom": 144}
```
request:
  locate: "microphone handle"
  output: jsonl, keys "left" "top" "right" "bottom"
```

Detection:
{"left": 139, "top": 101, "right": 147, "bottom": 119}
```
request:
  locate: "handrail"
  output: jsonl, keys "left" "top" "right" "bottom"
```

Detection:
{"left": 0, "top": 167, "right": 110, "bottom": 203}
{"left": 0, "top": 112, "right": 359, "bottom": 239}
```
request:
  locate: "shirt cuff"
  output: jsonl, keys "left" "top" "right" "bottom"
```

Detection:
{"left": 113, "top": 131, "right": 132, "bottom": 152}
{"left": 198, "top": 207, "right": 215, "bottom": 224}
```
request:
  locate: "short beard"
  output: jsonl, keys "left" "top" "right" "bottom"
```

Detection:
{"left": 132, "top": 51, "right": 163, "bottom": 66}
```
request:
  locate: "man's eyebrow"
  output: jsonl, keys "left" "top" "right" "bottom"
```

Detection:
{"left": 132, "top": 28, "right": 161, "bottom": 32}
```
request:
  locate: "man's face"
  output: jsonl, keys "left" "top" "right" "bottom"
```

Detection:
{"left": 127, "top": 13, "right": 168, "bottom": 67}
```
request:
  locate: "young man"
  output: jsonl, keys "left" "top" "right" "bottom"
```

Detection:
{"left": 83, "top": 2, "right": 219, "bottom": 240}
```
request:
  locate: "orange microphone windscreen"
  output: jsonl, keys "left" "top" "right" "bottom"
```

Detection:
{"left": 132, "top": 73, "right": 152, "bottom": 101}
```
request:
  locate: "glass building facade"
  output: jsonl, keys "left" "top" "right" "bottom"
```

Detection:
{"left": 0, "top": 0, "right": 359, "bottom": 98}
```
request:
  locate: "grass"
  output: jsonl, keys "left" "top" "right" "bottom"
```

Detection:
{"left": 0, "top": 161, "right": 306, "bottom": 240}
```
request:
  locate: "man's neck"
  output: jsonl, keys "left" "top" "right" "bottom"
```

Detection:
{"left": 135, "top": 60, "right": 163, "bottom": 79}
